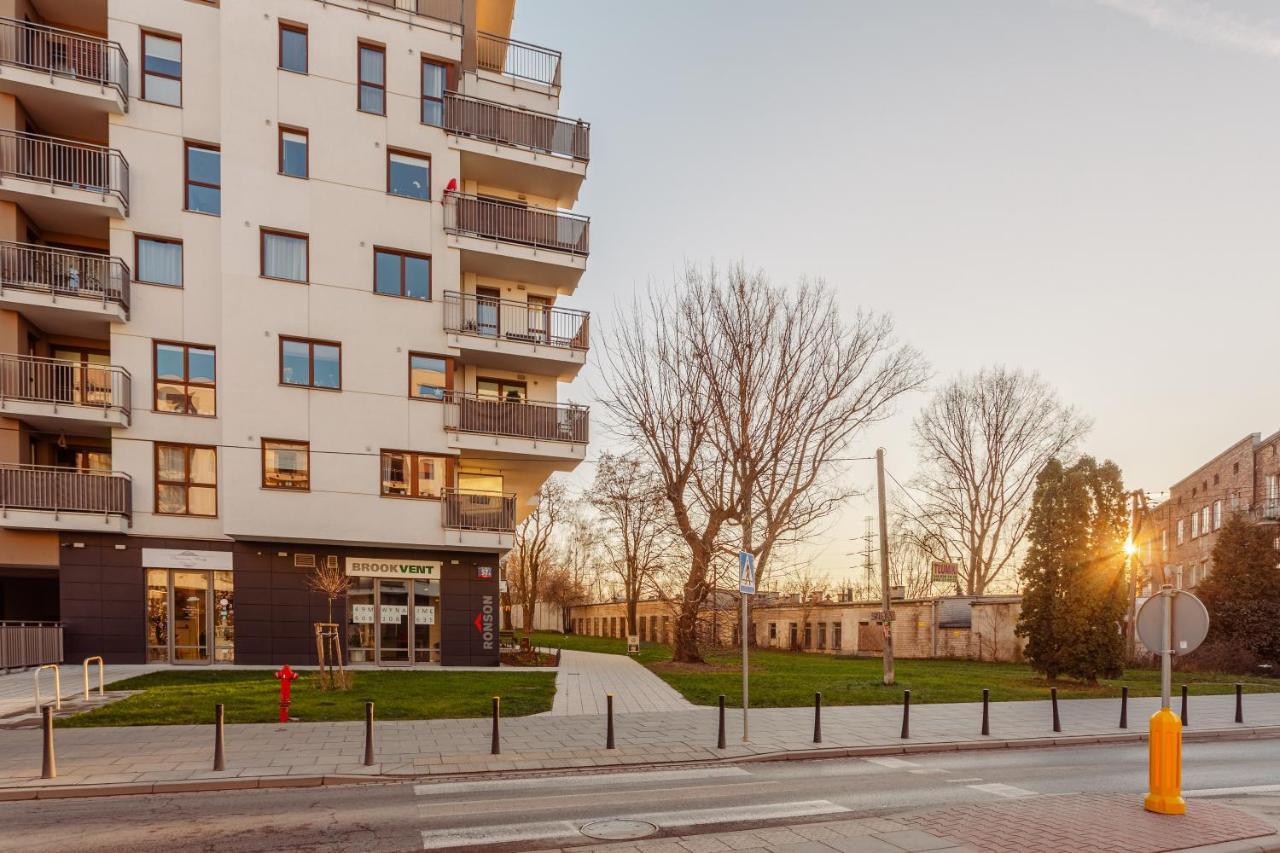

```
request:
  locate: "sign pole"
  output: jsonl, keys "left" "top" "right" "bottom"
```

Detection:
{"left": 738, "top": 550, "right": 755, "bottom": 743}
{"left": 1145, "top": 584, "right": 1185, "bottom": 815}
{"left": 876, "top": 448, "right": 895, "bottom": 686}
{"left": 741, "top": 585, "right": 749, "bottom": 742}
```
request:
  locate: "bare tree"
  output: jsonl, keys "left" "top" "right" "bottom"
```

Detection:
{"left": 508, "top": 479, "right": 569, "bottom": 637}
{"left": 540, "top": 564, "right": 589, "bottom": 634}
{"left": 784, "top": 564, "right": 831, "bottom": 650}
{"left": 905, "top": 368, "right": 1091, "bottom": 595}
{"left": 887, "top": 512, "right": 940, "bottom": 600}
{"left": 590, "top": 451, "right": 669, "bottom": 638}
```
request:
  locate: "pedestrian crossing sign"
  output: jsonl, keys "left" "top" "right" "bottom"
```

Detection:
{"left": 738, "top": 551, "right": 756, "bottom": 595}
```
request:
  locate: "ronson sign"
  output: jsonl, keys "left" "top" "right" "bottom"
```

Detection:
{"left": 344, "top": 558, "right": 442, "bottom": 580}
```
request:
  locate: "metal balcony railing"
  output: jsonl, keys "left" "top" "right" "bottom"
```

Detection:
{"left": 476, "top": 32, "right": 560, "bottom": 86}
{"left": 360, "top": 0, "right": 463, "bottom": 25}
{"left": 0, "top": 621, "right": 63, "bottom": 670}
{"left": 0, "top": 241, "right": 130, "bottom": 312}
{"left": 0, "top": 464, "right": 132, "bottom": 520}
{"left": 444, "top": 192, "right": 589, "bottom": 256}
{"left": 0, "top": 129, "right": 129, "bottom": 212}
{"left": 0, "top": 353, "right": 131, "bottom": 420}
{"left": 444, "top": 392, "right": 589, "bottom": 444}
{"left": 442, "top": 290, "right": 589, "bottom": 351}
{"left": 443, "top": 91, "right": 589, "bottom": 161}
{"left": 442, "top": 488, "right": 516, "bottom": 533}
{"left": 0, "top": 16, "right": 129, "bottom": 106}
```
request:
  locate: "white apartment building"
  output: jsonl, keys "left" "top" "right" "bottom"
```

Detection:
{"left": 0, "top": 0, "right": 590, "bottom": 667}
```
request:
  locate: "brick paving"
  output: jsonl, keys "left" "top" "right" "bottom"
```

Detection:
{"left": 548, "top": 651, "right": 695, "bottom": 716}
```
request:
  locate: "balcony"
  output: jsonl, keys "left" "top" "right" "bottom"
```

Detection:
{"left": 362, "top": 0, "right": 463, "bottom": 25}
{"left": 1250, "top": 500, "right": 1280, "bottom": 523}
{"left": 0, "top": 130, "right": 129, "bottom": 231}
{"left": 0, "top": 353, "right": 131, "bottom": 429}
{"left": 441, "top": 488, "right": 516, "bottom": 550}
{"left": 0, "top": 464, "right": 132, "bottom": 532}
{"left": 476, "top": 32, "right": 561, "bottom": 88}
{"left": 443, "top": 192, "right": 588, "bottom": 292}
{"left": 443, "top": 290, "right": 588, "bottom": 379}
{"left": 0, "top": 17, "right": 128, "bottom": 123}
{"left": 0, "top": 241, "right": 129, "bottom": 330}
{"left": 443, "top": 392, "right": 588, "bottom": 465}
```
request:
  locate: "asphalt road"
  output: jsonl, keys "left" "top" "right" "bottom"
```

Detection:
{"left": 3, "top": 738, "right": 1278, "bottom": 853}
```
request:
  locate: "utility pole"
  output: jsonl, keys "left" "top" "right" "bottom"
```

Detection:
{"left": 876, "top": 448, "right": 895, "bottom": 686}
{"left": 863, "top": 516, "right": 875, "bottom": 599}
{"left": 1127, "top": 490, "right": 1147, "bottom": 660}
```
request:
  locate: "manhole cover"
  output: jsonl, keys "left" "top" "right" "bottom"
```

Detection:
{"left": 579, "top": 819, "right": 658, "bottom": 841}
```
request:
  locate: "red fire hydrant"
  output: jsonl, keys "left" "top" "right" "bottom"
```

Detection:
{"left": 274, "top": 664, "right": 299, "bottom": 723}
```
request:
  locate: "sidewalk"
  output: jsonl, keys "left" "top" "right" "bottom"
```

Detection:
{"left": 0, "top": 691, "right": 1277, "bottom": 796}
{"left": 548, "top": 650, "right": 695, "bottom": 716}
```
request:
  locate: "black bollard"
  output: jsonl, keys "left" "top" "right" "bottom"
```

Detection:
{"left": 1119, "top": 686, "right": 1128, "bottom": 729}
{"left": 490, "top": 696, "right": 501, "bottom": 756}
{"left": 981, "top": 689, "right": 990, "bottom": 736}
{"left": 1051, "top": 688, "right": 1061, "bottom": 733}
{"left": 1236, "top": 683, "right": 1244, "bottom": 724}
{"left": 606, "top": 694, "right": 616, "bottom": 750}
{"left": 717, "top": 694, "right": 726, "bottom": 749}
{"left": 900, "top": 690, "right": 910, "bottom": 739}
{"left": 813, "top": 692, "right": 822, "bottom": 744}
{"left": 213, "top": 703, "right": 226, "bottom": 771}
{"left": 41, "top": 704, "right": 55, "bottom": 780}
{"left": 1181, "top": 685, "right": 1188, "bottom": 727}
{"left": 364, "top": 702, "right": 375, "bottom": 766}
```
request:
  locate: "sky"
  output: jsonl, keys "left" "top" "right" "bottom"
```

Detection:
{"left": 510, "top": 0, "right": 1280, "bottom": 586}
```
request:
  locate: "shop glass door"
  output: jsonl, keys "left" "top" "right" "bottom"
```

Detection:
{"left": 378, "top": 580, "right": 411, "bottom": 664}
{"left": 413, "top": 580, "right": 440, "bottom": 663}
{"left": 172, "top": 571, "right": 210, "bottom": 663}
{"left": 146, "top": 569, "right": 169, "bottom": 663}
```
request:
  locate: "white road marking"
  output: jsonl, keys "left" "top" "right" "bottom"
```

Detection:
{"left": 909, "top": 768, "right": 950, "bottom": 775}
{"left": 1186, "top": 783, "right": 1280, "bottom": 798}
{"left": 633, "top": 799, "right": 852, "bottom": 828}
{"left": 421, "top": 819, "right": 579, "bottom": 850}
{"left": 968, "top": 783, "right": 1038, "bottom": 798}
{"left": 863, "top": 756, "right": 920, "bottom": 769}
{"left": 945, "top": 777, "right": 985, "bottom": 783}
{"left": 414, "top": 766, "right": 751, "bottom": 796}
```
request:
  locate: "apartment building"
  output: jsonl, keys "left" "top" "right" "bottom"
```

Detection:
{"left": 0, "top": 0, "right": 591, "bottom": 667}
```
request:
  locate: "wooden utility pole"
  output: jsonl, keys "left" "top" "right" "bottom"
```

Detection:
{"left": 876, "top": 448, "right": 895, "bottom": 686}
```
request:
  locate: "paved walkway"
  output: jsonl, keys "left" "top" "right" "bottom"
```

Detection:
{"left": 0, "top": 664, "right": 164, "bottom": 719}
{"left": 548, "top": 650, "right": 695, "bottom": 716}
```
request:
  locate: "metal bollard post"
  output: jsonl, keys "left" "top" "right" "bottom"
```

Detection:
{"left": 1235, "top": 683, "right": 1244, "bottom": 724}
{"left": 490, "top": 696, "right": 501, "bottom": 756}
{"left": 900, "top": 690, "right": 910, "bottom": 739}
{"left": 813, "top": 692, "right": 822, "bottom": 744}
{"left": 717, "top": 694, "right": 726, "bottom": 749}
{"left": 981, "top": 689, "right": 990, "bottom": 736}
{"left": 1119, "top": 686, "right": 1128, "bottom": 729}
{"left": 606, "top": 694, "right": 615, "bottom": 750}
{"left": 41, "top": 704, "right": 55, "bottom": 780}
{"left": 364, "top": 702, "right": 375, "bottom": 766}
{"left": 1051, "top": 687, "right": 1061, "bottom": 733}
{"left": 1181, "top": 684, "right": 1188, "bottom": 727}
{"left": 213, "top": 703, "right": 225, "bottom": 771}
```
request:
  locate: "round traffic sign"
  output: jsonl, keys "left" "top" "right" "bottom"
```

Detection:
{"left": 1136, "top": 590, "right": 1210, "bottom": 656}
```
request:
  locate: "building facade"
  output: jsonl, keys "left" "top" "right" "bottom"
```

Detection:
{"left": 0, "top": 0, "right": 590, "bottom": 667}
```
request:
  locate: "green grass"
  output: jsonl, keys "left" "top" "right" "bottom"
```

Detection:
{"left": 59, "top": 669, "right": 555, "bottom": 727}
{"left": 531, "top": 631, "right": 1279, "bottom": 707}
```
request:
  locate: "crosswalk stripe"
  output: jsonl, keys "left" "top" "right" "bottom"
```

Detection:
{"left": 421, "top": 820, "right": 579, "bottom": 850}
{"left": 967, "top": 783, "right": 1038, "bottom": 798}
{"left": 863, "top": 756, "right": 920, "bottom": 769}
{"left": 414, "top": 766, "right": 751, "bottom": 796}
{"left": 633, "top": 799, "right": 851, "bottom": 828}
{"left": 1186, "top": 783, "right": 1280, "bottom": 797}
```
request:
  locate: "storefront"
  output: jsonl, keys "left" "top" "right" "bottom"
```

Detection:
{"left": 344, "top": 558, "right": 442, "bottom": 665}
{"left": 142, "top": 548, "right": 235, "bottom": 664}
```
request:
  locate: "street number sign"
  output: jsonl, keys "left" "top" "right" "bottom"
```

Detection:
{"left": 1136, "top": 590, "right": 1209, "bottom": 656}
{"left": 738, "top": 551, "right": 756, "bottom": 595}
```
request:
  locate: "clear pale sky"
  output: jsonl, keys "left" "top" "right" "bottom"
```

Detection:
{"left": 512, "top": 0, "right": 1280, "bottom": 585}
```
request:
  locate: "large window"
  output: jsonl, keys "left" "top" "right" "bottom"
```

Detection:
{"left": 388, "top": 151, "right": 430, "bottom": 200}
{"left": 358, "top": 42, "right": 385, "bottom": 114}
{"left": 281, "top": 337, "right": 340, "bottom": 389}
{"left": 279, "top": 22, "right": 308, "bottom": 74}
{"left": 136, "top": 236, "right": 183, "bottom": 287}
{"left": 154, "top": 341, "right": 215, "bottom": 416}
{"left": 380, "top": 451, "right": 448, "bottom": 498}
{"left": 261, "top": 229, "right": 309, "bottom": 282}
{"left": 374, "top": 248, "right": 430, "bottom": 300}
{"left": 262, "top": 439, "right": 310, "bottom": 491}
{"left": 409, "top": 353, "right": 451, "bottom": 400}
{"left": 185, "top": 143, "right": 220, "bottom": 215}
{"left": 421, "top": 59, "right": 447, "bottom": 126}
{"left": 477, "top": 377, "right": 527, "bottom": 402}
{"left": 279, "top": 127, "right": 308, "bottom": 179}
{"left": 142, "top": 31, "right": 181, "bottom": 106}
{"left": 155, "top": 443, "right": 217, "bottom": 516}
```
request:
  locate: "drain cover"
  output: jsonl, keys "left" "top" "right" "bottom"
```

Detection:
{"left": 579, "top": 819, "right": 658, "bottom": 841}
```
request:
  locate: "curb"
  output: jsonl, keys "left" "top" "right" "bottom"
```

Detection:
{"left": 0, "top": 773, "right": 396, "bottom": 802}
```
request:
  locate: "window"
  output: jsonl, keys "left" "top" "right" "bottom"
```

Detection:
{"left": 409, "top": 353, "right": 451, "bottom": 399}
{"left": 155, "top": 443, "right": 216, "bottom": 516}
{"left": 279, "top": 23, "right": 307, "bottom": 73}
{"left": 358, "top": 42, "right": 385, "bottom": 114}
{"left": 1176, "top": 519, "right": 1185, "bottom": 545}
{"left": 1162, "top": 530, "right": 1168, "bottom": 552}
{"left": 1213, "top": 473, "right": 1220, "bottom": 485}
{"left": 380, "top": 451, "right": 448, "bottom": 498}
{"left": 388, "top": 151, "right": 430, "bottom": 200}
{"left": 279, "top": 127, "right": 308, "bottom": 178}
{"left": 477, "top": 377, "right": 526, "bottom": 402}
{"left": 1190, "top": 512, "right": 1199, "bottom": 539}
{"left": 833, "top": 623, "right": 842, "bottom": 650}
{"left": 280, "top": 337, "right": 340, "bottom": 389}
{"left": 1202, "top": 506, "right": 1211, "bottom": 535}
{"left": 374, "top": 248, "right": 430, "bottom": 299}
{"left": 261, "top": 229, "right": 308, "bottom": 282}
{"left": 421, "top": 58, "right": 446, "bottom": 125}
{"left": 1269, "top": 474, "right": 1278, "bottom": 503}
{"left": 768, "top": 623, "right": 777, "bottom": 642}
{"left": 154, "top": 341, "right": 215, "bottom": 416}
{"left": 262, "top": 439, "right": 310, "bottom": 490}
{"left": 1213, "top": 500, "right": 1222, "bottom": 530}
{"left": 142, "top": 31, "right": 181, "bottom": 106}
{"left": 185, "top": 143, "right": 220, "bottom": 215}
{"left": 136, "top": 236, "right": 183, "bottom": 287}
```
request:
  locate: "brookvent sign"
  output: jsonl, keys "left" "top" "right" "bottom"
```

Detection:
{"left": 344, "top": 558, "right": 442, "bottom": 580}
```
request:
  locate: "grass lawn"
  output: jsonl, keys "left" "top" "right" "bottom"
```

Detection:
{"left": 59, "top": 669, "right": 555, "bottom": 728}
{"left": 529, "top": 631, "right": 1278, "bottom": 707}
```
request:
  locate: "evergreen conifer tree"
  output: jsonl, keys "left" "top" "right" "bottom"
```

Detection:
{"left": 1197, "top": 514, "right": 1280, "bottom": 664}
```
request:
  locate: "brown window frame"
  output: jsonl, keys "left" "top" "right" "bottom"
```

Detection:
{"left": 278, "top": 126, "right": 309, "bottom": 179}
{"left": 420, "top": 56, "right": 452, "bottom": 125}
{"left": 184, "top": 141, "right": 220, "bottom": 215}
{"left": 477, "top": 376, "right": 527, "bottom": 401}
{"left": 261, "top": 438, "right": 310, "bottom": 492}
{"left": 259, "top": 227, "right": 310, "bottom": 283}
{"left": 408, "top": 352, "right": 453, "bottom": 400}
{"left": 386, "top": 148, "right": 431, "bottom": 201}
{"left": 134, "top": 234, "right": 183, "bottom": 287}
{"left": 379, "top": 450, "right": 453, "bottom": 499}
{"left": 154, "top": 442, "right": 217, "bottom": 517}
{"left": 279, "top": 335, "right": 342, "bottom": 390}
{"left": 141, "top": 29, "right": 182, "bottom": 106}
{"left": 373, "top": 246, "right": 431, "bottom": 300}
{"left": 357, "top": 41, "right": 386, "bottom": 115}
{"left": 153, "top": 340, "right": 216, "bottom": 417}
{"left": 278, "top": 21, "right": 308, "bottom": 74}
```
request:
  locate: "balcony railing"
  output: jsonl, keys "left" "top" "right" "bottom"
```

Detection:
{"left": 443, "top": 91, "right": 588, "bottom": 162}
{"left": 443, "top": 290, "right": 589, "bottom": 351}
{"left": 0, "top": 621, "right": 62, "bottom": 670}
{"left": 0, "top": 353, "right": 131, "bottom": 420}
{"left": 1250, "top": 500, "right": 1280, "bottom": 522}
{"left": 444, "top": 392, "right": 589, "bottom": 444}
{"left": 363, "top": 0, "right": 462, "bottom": 24}
{"left": 0, "top": 129, "right": 129, "bottom": 212}
{"left": 0, "top": 464, "right": 132, "bottom": 520}
{"left": 443, "top": 488, "right": 516, "bottom": 533}
{"left": 0, "top": 16, "right": 129, "bottom": 106}
{"left": 0, "top": 241, "right": 130, "bottom": 312}
{"left": 444, "top": 192, "right": 589, "bottom": 256}
{"left": 476, "top": 32, "right": 561, "bottom": 86}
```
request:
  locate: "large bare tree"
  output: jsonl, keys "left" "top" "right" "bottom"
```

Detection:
{"left": 590, "top": 451, "right": 669, "bottom": 639}
{"left": 507, "top": 478, "right": 569, "bottom": 637}
{"left": 905, "top": 367, "right": 1091, "bottom": 595}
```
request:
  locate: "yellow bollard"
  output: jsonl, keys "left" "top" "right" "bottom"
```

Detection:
{"left": 1144, "top": 707, "right": 1185, "bottom": 814}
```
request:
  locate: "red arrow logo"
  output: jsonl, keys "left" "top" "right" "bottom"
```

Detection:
{"left": 474, "top": 612, "right": 483, "bottom": 632}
